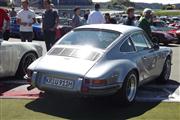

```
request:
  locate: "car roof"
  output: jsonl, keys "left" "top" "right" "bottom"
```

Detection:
{"left": 75, "top": 24, "right": 142, "bottom": 34}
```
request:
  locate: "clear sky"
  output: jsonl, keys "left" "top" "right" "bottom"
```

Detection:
{"left": 92, "top": 0, "right": 180, "bottom": 4}
{"left": 130, "top": 0, "right": 180, "bottom": 4}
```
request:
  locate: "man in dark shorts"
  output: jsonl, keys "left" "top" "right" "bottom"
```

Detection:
{"left": 42, "top": 0, "right": 59, "bottom": 51}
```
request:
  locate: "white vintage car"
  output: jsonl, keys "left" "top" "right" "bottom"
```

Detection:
{"left": 0, "top": 39, "right": 43, "bottom": 78}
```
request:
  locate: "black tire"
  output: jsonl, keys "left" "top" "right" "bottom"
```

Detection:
{"left": 157, "top": 57, "right": 171, "bottom": 84}
{"left": 115, "top": 71, "right": 138, "bottom": 104}
{"left": 16, "top": 52, "right": 38, "bottom": 79}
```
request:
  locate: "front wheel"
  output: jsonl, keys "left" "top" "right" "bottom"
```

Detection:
{"left": 157, "top": 58, "right": 171, "bottom": 84}
{"left": 16, "top": 52, "right": 38, "bottom": 79}
{"left": 115, "top": 71, "right": 138, "bottom": 104}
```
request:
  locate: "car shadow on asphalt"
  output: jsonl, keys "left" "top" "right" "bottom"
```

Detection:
{"left": 136, "top": 79, "right": 180, "bottom": 102}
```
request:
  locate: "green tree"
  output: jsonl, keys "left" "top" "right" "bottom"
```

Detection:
{"left": 111, "top": 0, "right": 134, "bottom": 6}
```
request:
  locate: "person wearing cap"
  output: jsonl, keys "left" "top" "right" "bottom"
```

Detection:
{"left": 123, "top": 7, "right": 135, "bottom": 26}
{"left": 138, "top": 8, "right": 153, "bottom": 39}
{"left": 71, "top": 7, "right": 82, "bottom": 28}
{"left": 87, "top": 3, "right": 105, "bottom": 24}
{"left": 42, "top": 0, "right": 59, "bottom": 51}
{"left": 0, "top": 8, "right": 10, "bottom": 39}
{"left": 17, "top": 0, "right": 36, "bottom": 42}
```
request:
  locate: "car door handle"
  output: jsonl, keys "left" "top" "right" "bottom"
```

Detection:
{"left": 143, "top": 56, "right": 148, "bottom": 59}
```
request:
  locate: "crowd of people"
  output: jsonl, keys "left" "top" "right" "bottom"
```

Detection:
{"left": 0, "top": 0, "right": 155, "bottom": 51}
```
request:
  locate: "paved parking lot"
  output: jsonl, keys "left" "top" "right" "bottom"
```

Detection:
{"left": 0, "top": 38, "right": 180, "bottom": 102}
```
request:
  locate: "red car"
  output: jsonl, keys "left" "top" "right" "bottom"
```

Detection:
{"left": 152, "top": 31, "right": 178, "bottom": 45}
{"left": 169, "top": 22, "right": 180, "bottom": 29}
{"left": 176, "top": 29, "right": 180, "bottom": 40}
{"left": 151, "top": 20, "right": 179, "bottom": 45}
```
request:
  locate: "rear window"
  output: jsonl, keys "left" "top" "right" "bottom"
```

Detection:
{"left": 59, "top": 29, "right": 121, "bottom": 49}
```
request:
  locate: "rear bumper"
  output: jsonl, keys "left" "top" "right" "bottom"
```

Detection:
{"left": 36, "top": 83, "right": 122, "bottom": 96}
{"left": 27, "top": 72, "right": 123, "bottom": 96}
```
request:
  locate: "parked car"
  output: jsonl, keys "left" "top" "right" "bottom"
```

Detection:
{"left": 0, "top": 39, "right": 43, "bottom": 78}
{"left": 169, "top": 22, "right": 180, "bottom": 29}
{"left": 151, "top": 26, "right": 179, "bottom": 45}
{"left": 26, "top": 24, "right": 172, "bottom": 104}
{"left": 152, "top": 20, "right": 176, "bottom": 31}
{"left": 10, "top": 17, "right": 72, "bottom": 40}
{"left": 176, "top": 29, "right": 180, "bottom": 40}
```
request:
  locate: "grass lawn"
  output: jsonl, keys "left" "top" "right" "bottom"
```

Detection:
{"left": 0, "top": 98, "right": 180, "bottom": 120}
{"left": 154, "top": 10, "right": 180, "bottom": 16}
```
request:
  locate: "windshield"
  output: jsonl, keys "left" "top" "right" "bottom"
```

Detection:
{"left": 58, "top": 29, "right": 121, "bottom": 49}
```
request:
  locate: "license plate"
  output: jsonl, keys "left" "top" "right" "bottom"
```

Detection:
{"left": 44, "top": 76, "right": 74, "bottom": 89}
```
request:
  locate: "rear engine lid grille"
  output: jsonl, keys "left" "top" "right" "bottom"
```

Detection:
{"left": 48, "top": 47, "right": 101, "bottom": 61}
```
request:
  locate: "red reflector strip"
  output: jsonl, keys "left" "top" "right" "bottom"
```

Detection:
{"left": 92, "top": 80, "right": 107, "bottom": 85}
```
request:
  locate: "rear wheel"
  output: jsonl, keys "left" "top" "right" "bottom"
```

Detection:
{"left": 157, "top": 58, "right": 171, "bottom": 84}
{"left": 115, "top": 71, "right": 138, "bottom": 104}
{"left": 16, "top": 52, "right": 38, "bottom": 79}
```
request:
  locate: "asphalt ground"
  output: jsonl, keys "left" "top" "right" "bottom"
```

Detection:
{"left": 0, "top": 38, "right": 180, "bottom": 102}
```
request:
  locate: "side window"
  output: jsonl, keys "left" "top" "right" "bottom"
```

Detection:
{"left": 120, "top": 38, "right": 135, "bottom": 52}
{"left": 131, "top": 33, "right": 149, "bottom": 51}
{"left": 142, "top": 32, "right": 154, "bottom": 48}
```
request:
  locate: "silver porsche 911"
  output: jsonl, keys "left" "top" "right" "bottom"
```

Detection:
{"left": 0, "top": 39, "right": 43, "bottom": 78}
{"left": 26, "top": 24, "right": 172, "bottom": 103}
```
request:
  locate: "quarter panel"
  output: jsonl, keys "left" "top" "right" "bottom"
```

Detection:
{"left": 85, "top": 59, "right": 139, "bottom": 84}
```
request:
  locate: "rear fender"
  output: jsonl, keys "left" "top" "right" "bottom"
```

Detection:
{"left": 85, "top": 59, "right": 139, "bottom": 84}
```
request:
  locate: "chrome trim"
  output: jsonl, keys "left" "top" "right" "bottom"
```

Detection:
{"left": 89, "top": 83, "right": 122, "bottom": 90}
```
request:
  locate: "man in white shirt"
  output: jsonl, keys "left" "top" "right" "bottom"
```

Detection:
{"left": 17, "top": 0, "right": 36, "bottom": 42}
{"left": 87, "top": 3, "right": 105, "bottom": 24}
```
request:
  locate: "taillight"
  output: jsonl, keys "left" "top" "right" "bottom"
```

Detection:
{"left": 81, "top": 79, "right": 107, "bottom": 93}
{"left": 81, "top": 79, "right": 89, "bottom": 93}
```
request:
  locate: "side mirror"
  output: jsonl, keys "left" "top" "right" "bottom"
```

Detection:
{"left": 153, "top": 43, "right": 159, "bottom": 50}
{"left": 152, "top": 37, "right": 159, "bottom": 44}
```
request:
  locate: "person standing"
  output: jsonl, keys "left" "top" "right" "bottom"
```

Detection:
{"left": 3, "top": 9, "right": 10, "bottom": 40}
{"left": 84, "top": 9, "right": 90, "bottom": 21}
{"left": 42, "top": 0, "right": 59, "bottom": 51}
{"left": 104, "top": 13, "right": 117, "bottom": 24}
{"left": 0, "top": 8, "right": 10, "bottom": 39}
{"left": 71, "top": 7, "right": 82, "bottom": 28}
{"left": 17, "top": 0, "right": 36, "bottom": 42}
{"left": 10, "top": 7, "right": 17, "bottom": 17}
{"left": 138, "top": 8, "right": 153, "bottom": 39}
{"left": 87, "top": 3, "right": 105, "bottom": 24}
{"left": 123, "top": 7, "right": 135, "bottom": 26}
